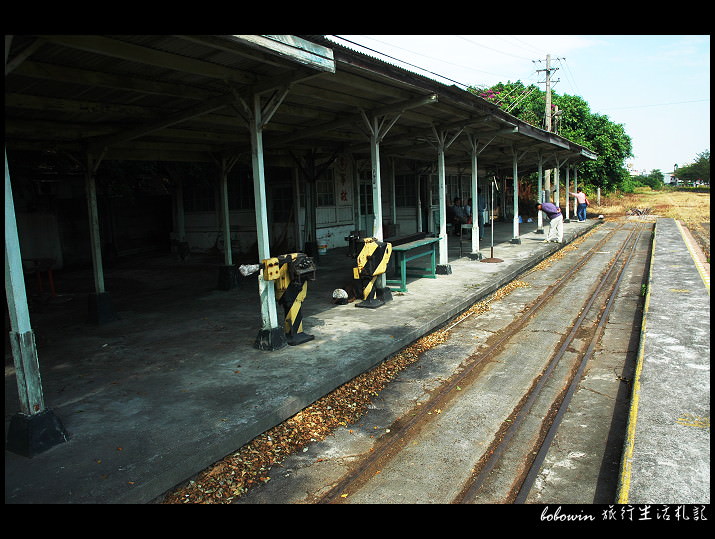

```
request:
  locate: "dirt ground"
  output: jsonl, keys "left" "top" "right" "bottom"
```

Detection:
{"left": 590, "top": 188, "right": 710, "bottom": 262}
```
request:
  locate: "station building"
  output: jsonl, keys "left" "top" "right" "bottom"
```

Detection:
{"left": 5, "top": 35, "right": 596, "bottom": 455}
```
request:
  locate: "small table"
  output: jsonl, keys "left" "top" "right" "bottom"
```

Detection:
{"left": 386, "top": 237, "right": 440, "bottom": 292}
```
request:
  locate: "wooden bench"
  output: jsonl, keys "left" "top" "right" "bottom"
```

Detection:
{"left": 386, "top": 236, "right": 440, "bottom": 292}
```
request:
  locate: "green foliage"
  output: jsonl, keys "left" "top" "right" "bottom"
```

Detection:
{"left": 618, "top": 177, "right": 639, "bottom": 194}
{"left": 469, "top": 82, "right": 634, "bottom": 193}
{"left": 675, "top": 150, "right": 710, "bottom": 184}
{"left": 632, "top": 169, "right": 665, "bottom": 190}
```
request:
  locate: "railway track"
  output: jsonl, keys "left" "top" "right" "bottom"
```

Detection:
{"left": 237, "top": 221, "right": 651, "bottom": 504}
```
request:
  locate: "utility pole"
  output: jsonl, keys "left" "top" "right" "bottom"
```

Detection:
{"left": 534, "top": 54, "right": 562, "bottom": 202}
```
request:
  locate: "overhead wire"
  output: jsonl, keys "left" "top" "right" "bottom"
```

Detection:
{"left": 601, "top": 98, "right": 710, "bottom": 111}
{"left": 455, "top": 35, "right": 534, "bottom": 61}
{"left": 330, "top": 35, "right": 503, "bottom": 88}
{"left": 330, "top": 35, "right": 557, "bottom": 125}
{"left": 556, "top": 57, "right": 581, "bottom": 97}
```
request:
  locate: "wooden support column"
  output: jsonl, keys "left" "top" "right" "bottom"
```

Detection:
{"left": 574, "top": 166, "right": 580, "bottom": 214}
{"left": 511, "top": 147, "right": 528, "bottom": 244}
{"left": 358, "top": 94, "right": 437, "bottom": 244}
{"left": 174, "top": 176, "right": 190, "bottom": 260}
{"left": 353, "top": 158, "right": 363, "bottom": 234}
{"left": 416, "top": 174, "right": 422, "bottom": 233}
{"left": 244, "top": 90, "right": 289, "bottom": 350}
{"left": 431, "top": 125, "right": 464, "bottom": 273}
{"left": 554, "top": 163, "right": 560, "bottom": 211}
{"left": 536, "top": 153, "right": 545, "bottom": 234}
{"left": 436, "top": 136, "right": 448, "bottom": 270}
{"left": 390, "top": 158, "right": 397, "bottom": 228}
{"left": 216, "top": 155, "right": 239, "bottom": 290}
{"left": 292, "top": 167, "right": 302, "bottom": 251}
{"left": 466, "top": 134, "right": 495, "bottom": 259}
{"left": 360, "top": 110, "right": 403, "bottom": 288}
{"left": 552, "top": 155, "right": 570, "bottom": 216}
{"left": 175, "top": 178, "right": 186, "bottom": 242}
{"left": 165, "top": 164, "right": 189, "bottom": 260}
{"left": 564, "top": 165, "right": 571, "bottom": 222}
{"left": 5, "top": 151, "right": 68, "bottom": 457}
{"left": 83, "top": 152, "right": 119, "bottom": 324}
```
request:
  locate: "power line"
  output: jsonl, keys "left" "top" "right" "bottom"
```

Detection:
{"left": 455, "top": 35, "right": 533, "bottom": 61}
{"left": 330, "top": 35, "right": 497, "bottom": 88}
{"left": 556, "top": 58, "right": 581, "bottom": 97}
{"left": 602, "top": 98, "right": 709, "bottom": 111}
{"left": 509, "top": 36, "right": 545, "bottom": 55}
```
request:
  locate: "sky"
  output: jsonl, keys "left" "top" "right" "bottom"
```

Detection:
{"left": 329, "top": 35, "right": 710, "bottom": 176}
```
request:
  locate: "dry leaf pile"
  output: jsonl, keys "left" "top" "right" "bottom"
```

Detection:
{"left": 161, "top": 282, "right": 530, "bottom": 504}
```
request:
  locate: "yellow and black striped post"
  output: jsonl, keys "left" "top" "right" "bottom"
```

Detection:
{"left": 264, "top": 253, "right": 316, "bottom": 346}
{"left": 277, "top": 279, "right": 311, "bottom": 345}
{"left": 347, "top": 236, "right": 392, "bottom": 309}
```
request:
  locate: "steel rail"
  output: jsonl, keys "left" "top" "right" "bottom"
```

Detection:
{"left": 452, "top": 222, "right": 643, "bottom": 503}
{"left": 317, "top": 222, "right": 630, "bottom": 504}
{"left": 512, "top": 222, "right": 646, "bottom": 503}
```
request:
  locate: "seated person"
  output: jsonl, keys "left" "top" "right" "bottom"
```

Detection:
{"left": 450, "top": 197, "right": 468, "bottom": 235}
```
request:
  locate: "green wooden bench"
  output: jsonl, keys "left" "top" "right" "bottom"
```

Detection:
{"left": 386, "top": 236, "right": 440, "bottom": 292}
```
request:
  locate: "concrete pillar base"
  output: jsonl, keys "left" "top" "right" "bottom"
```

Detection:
{"left": 510, "top": 237, "right": 522, "bottom": 244}
{"left": 88, "top": 292, "right": 119, "bottom": 324}
{"left": 217, "top": 265, "right": 240, "bottom": 290}
{"left": 255, "top": 327, "right": 287, "bottom": 351}
{"left": 6, "top": 409, "right": 69, "bottom": 458}
{"left": 436, "top": 264, "right": 452, "bottom": 275}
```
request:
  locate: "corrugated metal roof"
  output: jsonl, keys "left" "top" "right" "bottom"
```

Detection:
{"left": 5, "top": 34, "right": 596, "bottom": 172}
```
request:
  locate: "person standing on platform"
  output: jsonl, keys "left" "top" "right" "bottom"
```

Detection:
{"left": 569, "top": 187, "right": 589, "bottom": 222}
{"left": 535, "top": 202, "right": 563, "bottom": 243}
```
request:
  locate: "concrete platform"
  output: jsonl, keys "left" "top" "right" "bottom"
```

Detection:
{"left": 6, "top": 215, "right": 701, "bottom": 505}
{"left": 617, "top": 218, "right": 710, "bottom": 504}
{"left": 6, "top": 218, "right": 591, "bottom": 504}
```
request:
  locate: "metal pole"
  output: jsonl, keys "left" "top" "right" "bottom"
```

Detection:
{"left": 480, "top": 176, "right": 503, "bottom": 263}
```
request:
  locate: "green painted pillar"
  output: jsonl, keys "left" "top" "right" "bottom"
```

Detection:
{"left": 5, "top": 151, "right": 68, "bottom": 456}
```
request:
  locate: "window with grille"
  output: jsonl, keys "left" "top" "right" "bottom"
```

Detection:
{"left": 395, "top": 175, "right": 417, "bottom": 207}
{"left": 316, "top": 169, "right": 335, "bottom": 206}
{"left": 184, "top": 179, "right": 215, "bottom": 211}
{"left": 359, "top": 171, "right": 373, "bottom": 214}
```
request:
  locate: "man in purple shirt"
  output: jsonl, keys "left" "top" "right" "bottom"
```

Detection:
{"left": 535, "top": 202, "right": 563, "bottom": 243}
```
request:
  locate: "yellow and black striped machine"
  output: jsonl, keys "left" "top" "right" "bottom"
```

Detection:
{"left": 261, "top": 253, "right": 317, "bottom": 345}
{"left": 345, "top": 233, "right": 393, "bottom": 309}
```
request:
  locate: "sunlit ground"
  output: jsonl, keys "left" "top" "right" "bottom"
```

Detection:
{"left": 590, "top": 187, "right": 710, "bottom": 261}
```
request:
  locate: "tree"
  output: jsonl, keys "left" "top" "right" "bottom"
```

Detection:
{"left": 633, "top": 169, "right": 665, "bottom": 190}
{"left": 675, "top": 150, "right": 710, "bottom": 185}
{"left": 469, "top": 83, "right": 634, "bottom": 192}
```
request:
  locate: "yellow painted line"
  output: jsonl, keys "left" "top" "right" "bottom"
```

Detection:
{"left": 616, "top": 223, "right": 657, "bottom": 503}
{"left": 676, "top": 413, "right": 710, "bottom": 428}
{"left": 675, "top": 220, "right": 710, "bottom": 294}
